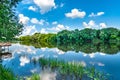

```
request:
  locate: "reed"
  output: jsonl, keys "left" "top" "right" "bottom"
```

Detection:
{"left": 29, "top": 74, "right": 40, "bottom": 80}
{"left": 39, "top": 58, "right": 109, "bottom": 80}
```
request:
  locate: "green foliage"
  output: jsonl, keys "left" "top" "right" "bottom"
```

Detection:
{"left": 20, "top": 40, "right": 120, "bottom": 54}
{"left": 0, "top": 0, "right": 23, "bottom": 41}
{"left": 39, "top": 58, "right": 109, "bottom": 80}
{"left": 29, "top": 74, "right": 40, "bottom": 80}
{"left": 99, "top": 28, "right": 119, "bottom": 42}
{"left": 0, "top": 64, "right": 16, "bottom": 80}
{"left": 19, "top": 27, "right": 120, "bottom": 54}
{"left": 0, "top": 64, "right": 41, "bottom": 80}
{"left": 19, "top": 28, "right": 120, "bottom": 45}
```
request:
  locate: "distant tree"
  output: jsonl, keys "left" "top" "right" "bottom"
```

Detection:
{"left": 79, "top": 28, "right": 97, "bottom": 42}
{"left": 19, "top": 28, "right": 120, "bottom": 45}
{"left": 0, "top": 0, "right": 23, "bottom": 41}
{"left": 99, "top": 28, "right": 119, "bottom": 42}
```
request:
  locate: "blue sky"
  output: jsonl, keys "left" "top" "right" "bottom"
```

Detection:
{"left": 17, "top": 0, "right": 120, "bottom": 36}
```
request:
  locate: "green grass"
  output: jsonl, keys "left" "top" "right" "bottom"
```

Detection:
{"left": 0, "top": 64, "right": 41, "bottom": 80}
{"left": 0, "top": 58, "right": 109, "bottom": 80}
{"left": 0, "top": 64, "right": 16, "bottom": 80}
{"left": 39, "top": 58, "right": 109, "bottom": 80}
{"left": 28, "top": 74, "right": 40, "bottom": 80}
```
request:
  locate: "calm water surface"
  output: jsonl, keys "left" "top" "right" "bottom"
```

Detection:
{"left": 0, "top": 43, "right": 120, "bottom": 80}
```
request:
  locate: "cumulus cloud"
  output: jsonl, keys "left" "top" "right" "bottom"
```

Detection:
{"left": 21, "top": 25, "right": 38, "bottom": 36}
{"left": 65, "top": 8, "right": 86, "bottom": 19}
{"left": 39, "top": 19, "right": 46, "bottom": 25}
{"left": 30, "top": 18, "right": 45, "bottom": 25}
{"left": 19, "top": 14, "right": 30, "bottom": 24}
{"left": 39, "top": 24, "right": 70, "bottom": 34}
{"left": 89, "top": 12, "right": 104, "bottom": 17}
{"left": 83, "top": 20, "right": 96, "bottom": 28}
{"left": 28, "top": 6, "right": 37, "bottom": 11}
{"left": 40, "top": 28, "right": 48, "bottom": 34}
{"left": 31, "top": 18, "right": 39, "bottom": 24}
{"left": 83, "top": 20, "right": 107, "bottom": 29}
{"left": 99, "top": 23, "right": 107, "bottom": 28}
{"left": 50, "top": 24, "right": 69, "bottom": 32}
{"left": 33, "top": 0, "right": 56, "bottom": 14}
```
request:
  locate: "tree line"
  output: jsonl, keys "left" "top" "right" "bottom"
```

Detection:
{"left": 19, "top": 27, "right": 120, "bottom": 44}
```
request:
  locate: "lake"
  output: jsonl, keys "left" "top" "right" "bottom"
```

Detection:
{"left": 0, "top": 43, "right": 120, "bottom": 80}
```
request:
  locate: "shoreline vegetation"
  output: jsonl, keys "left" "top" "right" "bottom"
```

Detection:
{"left": 0, "top": 58, "right": 110, "bottom": 80}
{"left": 19, "top": 27, "right": 120, "bottom": 54}
{"left": 0, "top": 64, "right": 40, "bottom": 80}
{"left": 19, "top": 28, "right": 120, "bottom": 44}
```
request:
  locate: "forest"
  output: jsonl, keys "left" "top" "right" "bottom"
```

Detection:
{"left": 19, "top": 27, "right": 120, "bottom": 54}
{"left": 19, "top": 27, "right": 120, "bottom": 44}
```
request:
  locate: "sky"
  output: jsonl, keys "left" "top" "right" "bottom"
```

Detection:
{"left": 16, "top": 0, "right": 120, "bottom": 36}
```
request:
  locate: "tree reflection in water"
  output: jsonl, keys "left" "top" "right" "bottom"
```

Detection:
{"left": 20, "top": 41, "right": 120, "bottom": 54}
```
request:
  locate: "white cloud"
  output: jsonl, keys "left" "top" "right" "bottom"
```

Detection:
{"left": 40, "top": 28, "right": 48, "bottom": 34}
{"left": 21, "top": 25, "right": 38, "bottom": 36}
{"left": 33, "top": 0, "right": 56, "bottom": 14}
{"left": 50, "top": 24, "right": 69, "bottom": 32}
{"left": 31, "top": 18, "right": 39, "bottom": 24}
{"left": 83, "top": 20, "right": 96, "bottom": 28}
{"left": 89, "top": 12, "right": 104, "bottom": 17}
{"left": 19, "top": 14, "right": 30, "bottom": 24}
{"left": 83, "top": 20, "right": 107, "bottom": 29}
{"left": 53, "top": 3, "right": 64, "bottom": 9}
{"left": 31, "top": 18, "right": 45, "bottom": 25}
{"left": 39, "top": 19, "right": 45, "bottom": 25}
{"left": 28, "top": 6, "right": 37, "bottom": 11}
{"left": 97, "top": 12, "right": 104, "bottom": 16}
{"left": 52, "top": 21, "right": 58, "bottom": 25}
{"left": 40, "top": 24, "right": 70, "bottom": 33}
{"left": 99, "top": 23, "right": 107, "bottom": 28}
{"left": 65, "top": 8, "right": 86, "bottom": 19}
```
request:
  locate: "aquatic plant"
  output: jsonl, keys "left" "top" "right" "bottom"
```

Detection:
{"left": 29, "top": 74, "right": 40, "bottom": 80}
{"left": 39, "top": 58, "right": 49, "bottom": 67}
{"left": 49, "top": 59, "right": 59, "bottom": 69}
{"left": 39, "top": 58, "right": 110, "bottom": 80}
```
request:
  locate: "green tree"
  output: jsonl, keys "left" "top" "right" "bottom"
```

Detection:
{"left": 0, "top": 0, "right": 23, "bottom": 41}
{"left": 99, "top": 28, "right": 119, "bottom": 42}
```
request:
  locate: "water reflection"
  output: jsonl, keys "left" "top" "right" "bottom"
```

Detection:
{"left": 20, "top": 56, "right": 30, "bottom": 66}
{"left": 0, "top": 46, "right": 12, "bottom": 63}
{"left": 0, "top": 52, "right": 12, "bottom": 59}
{"left": 40, "top": 69, "right": 57, "bottom": 80}
{"left": 0, "top": 43, "right": 120, "bottom": 79}
{"left": 20, "top": 42, "right": 120, "bottom": 54}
